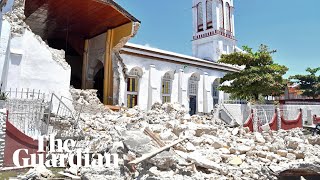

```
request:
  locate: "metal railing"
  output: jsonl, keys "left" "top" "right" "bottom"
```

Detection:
{"left": 254, "top": 108, "right": 276, "bottom": 125}
{"left": 223, "top": 99, "right": 247, "bottom": 104}
{"left": 51, "top": 94, "right": 78, "bottom": 121}
{"left": 5, "top": 89, "right": 83, "bottom": 138}
{"left": 6, "top": 99, "right": 50, "bottom": 138}
{"left": 6, "top": 88, "right": 46, "bottom": 100}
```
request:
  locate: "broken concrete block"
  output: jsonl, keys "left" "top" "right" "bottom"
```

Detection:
{"left": 219, "top": 148, "right": 231, "bottom": 154}
{"left": 229, "top": 156, "right": 243, "bottom": 166}
{"left": 254, "top": 132, "right": 265, "bottom": 144}
{"left": 185, "top": 141, "right": 196, "bottom": 152}
{"left": 277, "top": 150, "right": 288, "bottom": 157}
{"left": 148, "top": 151, "right": 177, "bottom": 170}
{"left": 160, "top": 129, "right": 177, "bottom": 141}
{"left": 308, "top": 136, "right": 320, "bottom": 145}
{"left": 237, "top": 145, "right": 252, "bottom": 154}
{"left": 232, "top": 127, "right": 239, "bottom": 136}
{"left": 286, "top": 153, "right": 296, "bottom": 160}
{"left": 121, "top": 131, "right": 156, "bottom": 155}
{"left": 293, "top": 151, "right": 305, "bottom": 159}
{"left": 187, "top": 151, "right": 223, "bottom": 171}
{"left": 286, "top": 137, "right": 304, "bottom": 150}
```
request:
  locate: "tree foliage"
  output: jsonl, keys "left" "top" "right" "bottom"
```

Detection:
{"left": 218, "top": 45, "right": 288, "bottom": 102}
{"left": 289, "top": 67, "right": 320, "bottom": 99}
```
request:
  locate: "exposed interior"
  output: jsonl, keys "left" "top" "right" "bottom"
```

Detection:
{"left": 23, "top": 0, "right": 133, "bottom": 101}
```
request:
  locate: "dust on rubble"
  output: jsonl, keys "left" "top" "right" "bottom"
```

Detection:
{"left": 44, "top": 89, "right": 320, "bottom": 180}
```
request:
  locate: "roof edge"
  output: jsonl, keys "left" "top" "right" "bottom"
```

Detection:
{"left": 122, "top": 43, "right": 241, "bottom": 73}
{"left": 97, "top": 0, "right": 140, "bottom": 23}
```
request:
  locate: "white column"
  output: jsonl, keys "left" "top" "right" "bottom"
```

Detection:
{"left": 0, "top": 10, "right": 2, "bottom": 38}
{"left": 178, "top": 69, "right": 184, "bottom": 104}
{"left": 218, "top": 40, "right": 224, "bottom": 55}
{"left": 231, "top": 7, "right": 235, "bottom": 36}
{"left": 192, "top": 5, "right": 197, "bottom": 35}
{"left": 147, "top": 65, "right": 156, "bottom": 110}
{"left": 203, "top": 72, "right": 208, "bottom": 113}
{"left": 198, "top": 75, "right": 204, "bottom": 113}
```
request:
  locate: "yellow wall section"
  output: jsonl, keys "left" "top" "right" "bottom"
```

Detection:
{"left": 104, "top": 22, "right": 134, "bottom": 105}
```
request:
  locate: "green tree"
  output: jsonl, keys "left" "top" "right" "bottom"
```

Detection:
{"left": 289, "top": 67, "right": 320, "bottom": 99}
{"left": 218, "top": 45, "right": 288, "bottom": 103}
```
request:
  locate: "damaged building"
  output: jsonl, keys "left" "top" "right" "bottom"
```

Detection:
{"left": 1, "top": 0, "right": 241, "bottom": 114}
{"left": 0, "top": 0, "right": 140, "bottom": 105}
{"left": 1, "top": 1, "right": 320, "bottom": 180}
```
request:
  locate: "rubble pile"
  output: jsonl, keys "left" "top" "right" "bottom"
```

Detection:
{"left": 70, "top": 88, "right": 109, "bottom": 114}
{"left": 18, "top": 165, "right": 54, "bottom": 180}
{"left": 3, "top": 0, "right": 28, "bottom": 34}
{"left": 48, "top": 99, "right": 320, "bottom": 180}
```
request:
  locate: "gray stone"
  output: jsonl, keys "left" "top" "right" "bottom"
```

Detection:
{"left": 121, "top": 131, "right": 156, "bottom": 155}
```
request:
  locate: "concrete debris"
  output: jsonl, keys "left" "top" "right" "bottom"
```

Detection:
{"left": 3, "top": 0, "right": 28, "bottom": 35}
{"left": 70, "top": 87, "right": 109, "bottom": 114}
{"left": 19, "top": 165, "right": 54, "bottom": 180}
{"left": 48, "top": 95, "right": 320, "bottom": 180}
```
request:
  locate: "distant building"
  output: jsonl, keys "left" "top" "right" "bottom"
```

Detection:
{"left": 275, "top": 83, "right": 320, "bottom": 105}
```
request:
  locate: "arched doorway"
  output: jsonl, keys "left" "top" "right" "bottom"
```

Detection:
{"left": 189, "top": 73, "right": 200, "bottom": 115}
{"left": 94, "top": 67, "right": 104, "bottom": 103}
{"left": 212, "top": 78, "right": 220, "bottom": 107}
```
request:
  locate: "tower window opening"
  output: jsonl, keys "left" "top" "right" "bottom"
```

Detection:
{"left": 226, "top": 2, "right": 231, "bottom": 32}
{"left": 218, "top": 0, "right": 224, "bottom": 29}
{"left": 197, "top": 2, "right": 204, "bottom": 32}
{"left": 206, "top": 0, "right": 213, "bottom": 29}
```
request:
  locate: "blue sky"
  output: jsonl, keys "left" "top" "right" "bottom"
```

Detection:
{"left": 116, "top": 0, "right": 320, "bottom": 77}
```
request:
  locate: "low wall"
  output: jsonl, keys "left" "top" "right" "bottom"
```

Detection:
{"left": 4, "top": 119, "right": 46, "bottom": 167}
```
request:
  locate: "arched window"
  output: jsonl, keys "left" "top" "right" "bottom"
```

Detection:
{"left": 189, "top": 74, "right": 200, "bottom": 96}
{"left": 206, "top": 0, "right": 213, "bottom": 29}
{"left": 189, "top": 73, "right": 200, "bottom": 115}
{"left": 127, "top": 67, "right": 142, "bottom": 108}
{"left": 197, "top": 2, "right": 204, "bottom": 32}
{"left": 162, "top": 72, "right": 173, "bottom": 103}
{"left": 225, "top": 2, "right": 231, "bottom": 31}
{"left": 212, "top": 79, "right": 220, "bottom": 107}
{"left": 218, "top": 0, "right": 224, "bottom": 29}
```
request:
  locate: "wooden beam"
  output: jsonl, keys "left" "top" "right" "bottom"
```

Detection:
{"left": 103, "top": 22, "right": 134, "bottom": 105}
{"left": 104, "top": 29, "right": 113, "bottom": 105}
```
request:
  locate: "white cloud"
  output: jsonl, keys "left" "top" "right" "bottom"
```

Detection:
{"left": 144, "top": 43, "right": 156, "bottom": 48}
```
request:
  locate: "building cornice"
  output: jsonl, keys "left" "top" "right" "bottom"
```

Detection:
{"left": 121, "top": 43, "right": 241, "bottom": 73}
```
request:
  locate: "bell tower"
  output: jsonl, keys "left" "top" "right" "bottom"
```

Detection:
{"left": 192, "top": 0, "right": 236, "bottom": 62}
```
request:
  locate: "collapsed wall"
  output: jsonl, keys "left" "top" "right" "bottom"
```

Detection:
{"left": 1, "top": 0, "right": 73, "bottom": 101}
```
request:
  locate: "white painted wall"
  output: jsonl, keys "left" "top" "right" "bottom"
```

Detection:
{"left": 87, "top": 32, "right": 107, "bottom": 81}
{"left": 0, "top": 8, "right": 2, "bottom": 38}
{"left": 4, "top": 30, "right": 72, "bottom": 101}
{"left": 0, "top": 20, "right": 11, "bottom": 90}
{"left": 119, "top": 52, "right": 226, "bottom": 113}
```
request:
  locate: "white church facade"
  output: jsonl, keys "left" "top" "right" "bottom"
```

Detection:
{"left": 113, "top": 0, "right": 241, "bottom": 114}
{"left": 0, "top": 0, "right": 241, "bottom": 115}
